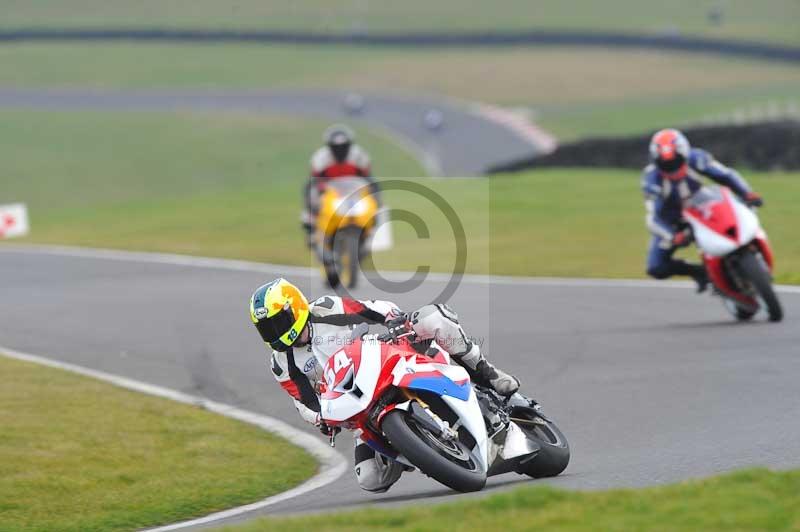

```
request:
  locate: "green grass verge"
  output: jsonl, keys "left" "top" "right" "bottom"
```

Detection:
{"left": 0, "top": 109, "right": 424, "bottom": 208}
{"left": 3, "top": 42, "right": 799, "bottom": 142}
{"left": 216, "top": 468, "right": 800, "bottom": 531}
{"left": 488, "top": 169, "right": 800, "bottom": 285}
{"left": 0, "top": 355, "right": 317, "bottom": 532}
{"left": 3, "top": 109, "right": 798, "bottom": 283}
{"left": 1, "top": 0, "right": 798, "bottom": 45}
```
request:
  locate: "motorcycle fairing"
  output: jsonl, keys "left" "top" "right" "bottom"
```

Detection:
{"left": 703, "top": 255, "right": 757, "bottom": 308}
{"left": 320, "top": 336, "right": 490, "bottom": 474}
{"left": 683, "top": 185, "right": 774, "bottom": 310}
{"left": 754, "top": 234, "right": 775, "bottom": 272}
{"left": 685, "top": 187, "right": 763, "bottom": 258}
{"left": 392, "top": 355, "right": 471, "bottom": 401}
{"left": 320, "top": 338, "right": 382, "bottom": 422}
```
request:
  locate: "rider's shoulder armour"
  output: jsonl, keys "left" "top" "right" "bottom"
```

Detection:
{"left": 309, "top": 295, "right": 346, "bottom": 319}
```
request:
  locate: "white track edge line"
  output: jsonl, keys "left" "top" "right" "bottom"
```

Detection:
{"left": 0, "top": 346, "right": 348, "bottom": 531}
{"left": 3, "top": 243, "right": 800, "bottom": 294}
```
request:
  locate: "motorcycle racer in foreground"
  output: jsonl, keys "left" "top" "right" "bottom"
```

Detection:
{"left": 249, "top": 278, "right": 519, "bottom": 492}
{"left": 642, "top": 128, "right": 763, "bottom": 292}
{"left": 302, "top": 124, "right": 382, "bottom": 246}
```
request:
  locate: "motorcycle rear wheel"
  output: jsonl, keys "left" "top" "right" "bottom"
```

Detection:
{"left": 382, "top": 409, "right": 486, "bottom": 492}
{"left": 511, "top": 407, "right": 570, "bottom": 478}
{"left": 738, "top": 250, "right": 783, "bottom": 322}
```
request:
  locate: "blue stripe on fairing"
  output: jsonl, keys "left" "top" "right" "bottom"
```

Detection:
{"left": 404, "top": 376, "right": 471, "bottom": 401}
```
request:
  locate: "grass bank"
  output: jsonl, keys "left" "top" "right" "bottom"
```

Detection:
{"left": 3, "top": 110, "right": 798, "bottom": 282}
{"left": 216, "top": 468, "right": 800, "bottom": 532}
{"left": 2, "top": 43, "right": 800, "bottom": 141}
{"left": 0, "top": 354, "right": 316, "bottom": 532}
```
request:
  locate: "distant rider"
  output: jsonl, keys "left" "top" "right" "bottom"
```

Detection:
{"left": 642, "top": 128, "right": 763, "bottom": 291}
{"left": 302, "top": 125, "right": 381, "bottom": 245}
{"left": 249, "top": 278, "right": 519, "bottom": 493}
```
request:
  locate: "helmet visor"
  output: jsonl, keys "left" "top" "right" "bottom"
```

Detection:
{"left": 330, "top": 142, "right": 351, "bottom": 163}
{"left": 255, "top": 305, "right": 296, "bottom": 345}
{"left": 656, "top": 154, "right": 685, "bottom": 173}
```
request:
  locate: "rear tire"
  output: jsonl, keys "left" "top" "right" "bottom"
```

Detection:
{"left": 511, "top": 407, "right": 570, "bottom": 478}
{"left": 738, "top": 251, "right": 783, "bottom": 322}
{"left": 382, "top": 409, "right": 486, "bottom": 492}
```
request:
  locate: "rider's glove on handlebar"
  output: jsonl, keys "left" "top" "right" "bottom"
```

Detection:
{"left": 744, "top": 191, "right": 764, "bottom": 207}
{"left": 317, "top": 418, "right": 340, "bottom": 437}
{"left": 378, "top": 314, "right": 413, "bottom": 343}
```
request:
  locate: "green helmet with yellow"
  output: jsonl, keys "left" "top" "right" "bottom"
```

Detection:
{"left": 249, "top": 278, "right": 309, "bottom": 352}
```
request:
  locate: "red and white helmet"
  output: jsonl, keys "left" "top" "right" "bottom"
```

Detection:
{"left": 649, "top": 128, "right": 690, "bottom": 175}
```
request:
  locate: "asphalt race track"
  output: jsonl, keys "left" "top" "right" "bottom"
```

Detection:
{"left": 2, "top": 246, "right": 799, "bottom": 528}
{"left": 0, "top": 88, "right": 543, "bottom": 177}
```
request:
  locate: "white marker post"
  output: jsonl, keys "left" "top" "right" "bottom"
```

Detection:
{"left": 369, "top": 206, "right": 393, "bottom": 252}
{"left": 0, "top": 203, "right": 30, "bottom": 239}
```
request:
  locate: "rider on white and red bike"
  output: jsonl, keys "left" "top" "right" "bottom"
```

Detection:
{"left": 642, "top": 128, "right": 764, "bottom": 291}
{"left": 248, "top": 278, "right": 519, "bottom": 492}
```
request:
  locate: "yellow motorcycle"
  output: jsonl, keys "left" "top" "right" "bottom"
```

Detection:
{"left": 314, "top": 177, "right": 379, "bottom": 289}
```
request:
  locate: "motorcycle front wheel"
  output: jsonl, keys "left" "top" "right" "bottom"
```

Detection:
{"left": 722, "top": 298, "right": 756, "bottom": 322}
{"left": 738, "top": 250, "right": 783, "bottom": 322}
{"left": 331, "top": 227, "right": 361, "bottom": 289}
{"left": 382, "top": 409, "right": 486, "bottom": 492}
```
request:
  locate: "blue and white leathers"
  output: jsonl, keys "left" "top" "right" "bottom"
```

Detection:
{"left": 641, "top": 148, "right": 752, "bottom": 278}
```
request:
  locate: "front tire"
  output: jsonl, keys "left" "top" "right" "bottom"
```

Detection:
{"left": 332, "top": 227, "right": 361, "bottom": 289}
{"left": 738, "top": 251, "right": 783, "bottom": 322}
{"left": 322, "top": 253, "right": 340, "bottom": 289}
{"left": 723, "top": 299, "right": 756, "bottom": 321}
{"left": 382, "top": 409, "right": 486, "bottom": 492}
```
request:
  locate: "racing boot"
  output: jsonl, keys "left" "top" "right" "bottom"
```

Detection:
{"left": 670, "top": 259, "right": 708, "bottom": 293}
{"left": 687, "top": 264, "right": 709, "bottom": 294}
{"left": 452, "top": 344, "right": 520, "bottom": 397}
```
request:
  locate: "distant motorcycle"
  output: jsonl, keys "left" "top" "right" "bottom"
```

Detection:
{"left": 320, "top": 329, "right": 570, "bottom": 493}
{"left": 683, "top": 185, "right": 783, "bottom": 322}
{"left": 314, "top": 177, "right": 378, "bottom": 289}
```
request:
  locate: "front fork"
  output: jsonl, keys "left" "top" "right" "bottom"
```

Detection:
{"left": 400, "top": 389, "right": 458, "bottom": 441}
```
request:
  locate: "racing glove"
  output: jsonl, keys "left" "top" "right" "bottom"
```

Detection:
{"left": 379, "top": 314, "right": 414, "bottom": 343}
{"left": 744, "top": 191, "right": 764, "bottom": 207}
{"left": 312, "top": 413, "right": 341, "bottom": 437}
{"left": 318, "top": 420, "right": 340, "bottom": 437}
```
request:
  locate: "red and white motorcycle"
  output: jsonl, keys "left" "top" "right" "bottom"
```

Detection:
{"left": 319, "top": 329, "right": 569, "bottom": 493}
{"left": 683, "top": 185, "right": 783, "bottom": 322}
